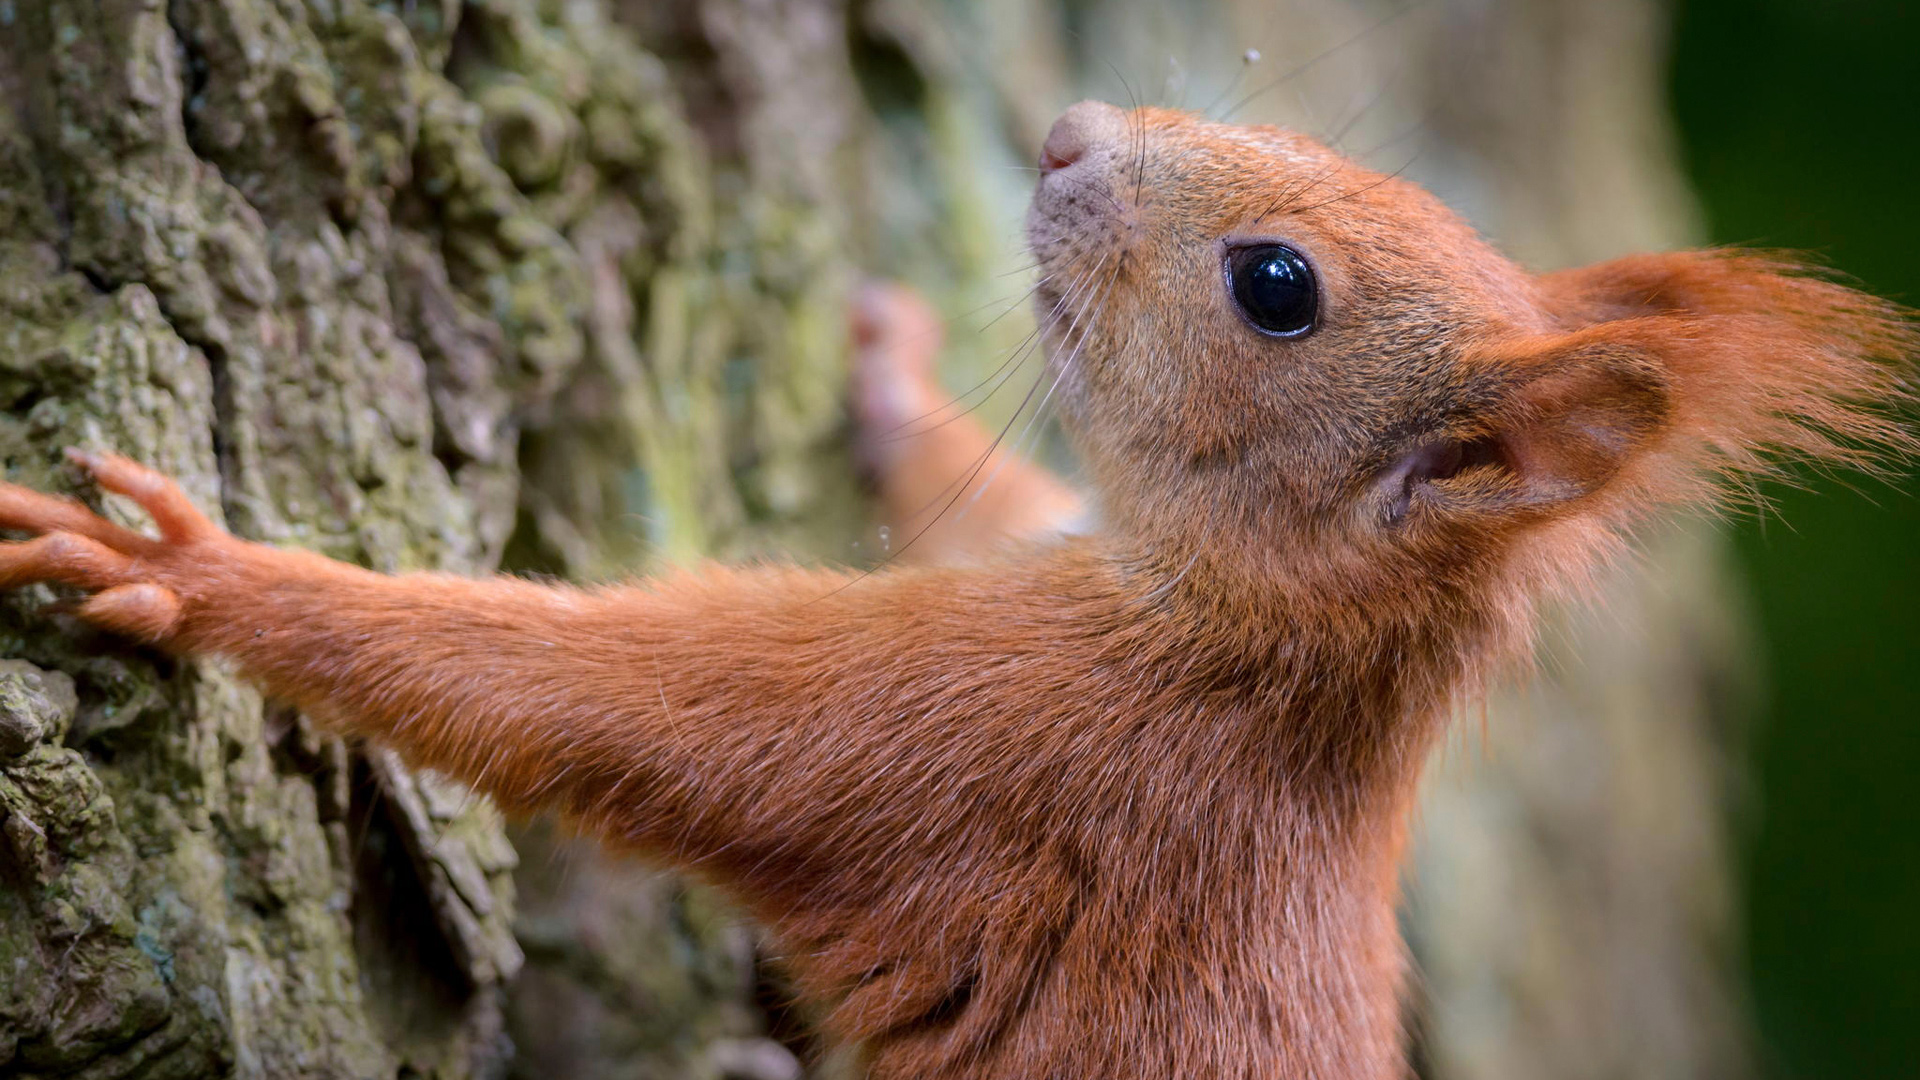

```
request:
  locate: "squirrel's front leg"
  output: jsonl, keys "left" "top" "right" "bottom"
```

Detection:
{"left": 0, "top": 452, "right": 870, "bottom": 843}
{"left": 0, "top": 452, "right": 618, "bottom": 808}
{"left": 0, "top": 453, "right": 1122, "bottom": 1034}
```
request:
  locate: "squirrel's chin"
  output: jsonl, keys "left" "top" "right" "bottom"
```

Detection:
{"left": 1037, "top": 297, "right": 1093, "bottom": 362}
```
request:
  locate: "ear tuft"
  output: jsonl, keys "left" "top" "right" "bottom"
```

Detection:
{"left": 1535, "top": 249, "right": 1917, "bottom": 511}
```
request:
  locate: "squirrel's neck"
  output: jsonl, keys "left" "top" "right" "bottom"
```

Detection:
{"left": 1096, "top": 535, "right": 1499, "bottom": 1075}
{"left": 1120, "top": 531, "right": 1501, "bottom": 759}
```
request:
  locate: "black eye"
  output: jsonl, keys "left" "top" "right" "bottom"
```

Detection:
{"left": 1226, "top": 244, "right": 1318, "bottom": 338}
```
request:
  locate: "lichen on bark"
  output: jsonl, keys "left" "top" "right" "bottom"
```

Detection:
{"left": 0, "top": 0, "right": 861, "bottom": 1075}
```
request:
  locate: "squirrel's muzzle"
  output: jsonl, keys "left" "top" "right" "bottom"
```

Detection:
{"left": 1028, "top": 101, "right": 1141, "bottom": 269}
{"left": 1039, "top": 100, "right": 1128, "bottom": 175}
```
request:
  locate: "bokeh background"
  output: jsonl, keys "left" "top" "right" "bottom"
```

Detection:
{"left": 1671, "top": 1, "right": 1920, "bottom": 1076}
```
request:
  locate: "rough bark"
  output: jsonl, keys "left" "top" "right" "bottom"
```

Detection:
{"left": 0, "top": 1, "right": 1746, "bottom": 1078}
{"left": 0, "top": 0, "right": 855, "bottom": 1075}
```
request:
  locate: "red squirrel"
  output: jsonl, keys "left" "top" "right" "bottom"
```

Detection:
{"left": 0, "top": 102, "right": 1911, "bottom": 1079}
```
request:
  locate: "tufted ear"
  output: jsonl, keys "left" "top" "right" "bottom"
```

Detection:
{"left": 1540, "top": 250, "right": 1914, "bottom": 483}
{"left": 1388, "top": 250, "right": 1914, "bottom": 527}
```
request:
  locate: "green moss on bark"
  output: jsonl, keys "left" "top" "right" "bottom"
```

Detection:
{"left": 0, "top": 0, "right": 868, "bottom": 1076}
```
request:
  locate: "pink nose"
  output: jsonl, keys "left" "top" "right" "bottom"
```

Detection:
{"left": 1039, "top": 101, "right": 1128, "bottom": 175}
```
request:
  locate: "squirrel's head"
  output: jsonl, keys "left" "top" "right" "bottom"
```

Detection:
{"left": 1027, "top": 102, "right": 1913, "bottom": 613}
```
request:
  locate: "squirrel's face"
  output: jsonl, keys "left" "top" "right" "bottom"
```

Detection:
{"left": 1028, "top": 103, "right": 1570, "bottom": 566}
{"left": 1027, "top": 103, "right": 1910, "bottom": 597}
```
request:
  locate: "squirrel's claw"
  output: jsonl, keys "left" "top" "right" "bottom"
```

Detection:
{"left": 0, "top": 531, "right": 135, "bottom": 591}
{"left": 77, "top": 582, "right": 184, "bottom": 642}
{"left": 0, "top": 453, "right": 221, "bottom": 644}
{"left": 64, "top": 448, "right": 218, "bottom": 545}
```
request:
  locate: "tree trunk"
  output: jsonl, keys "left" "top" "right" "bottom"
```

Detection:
{"left": 0, "top": 0, "right": 860, "bottom": 1074}
{"left": 0, "top": 1, "right": 1746, "bottom": 1078}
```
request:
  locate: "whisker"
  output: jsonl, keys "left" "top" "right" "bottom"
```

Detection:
{"left": 1199, "top": 47, "right": 1266, "bottom": 119}
{"left": 878, "top": 266, "right": 1099, "bottom": 446}
{"left": 875, "top": 277, "right": 1056, "bottom": 441}
{"left": 1322, "top": 53, "right": 1409, "bottom": 151}
{"left": 1217, "top": 0, "right": 1427, "bottom": 122}
{"left": 1255, "top": 160, "right": 1348, "bottom": 223}
{"left": 827, "top": 252, "right": 1114, "bottom": 589}
{"left": 945, "top": 258, "right": 1115, "bottom": 521}
{"left": 1285, "top": 147, "right": 1423, "bottom": 217}
{"left": 1353, "top": 111, "right": 1432, "bottom": 161}
{"left": 1102, "top": 59, "right": 1151, "bottom": 205}
{"left": 887, "top": 259, "right": 1109, "bottom": 523}
{"left": 959, "top": 260, "right": 1123, "bottom": 523}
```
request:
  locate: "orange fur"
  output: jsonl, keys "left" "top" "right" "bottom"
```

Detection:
{"left": 1, "top": 105, "right": 1911, "bottom": 1078}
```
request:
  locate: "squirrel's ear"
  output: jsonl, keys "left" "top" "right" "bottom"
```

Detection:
{"left": 1541, "top": 250, "right": 1914, "bottom": 477}
{"left": 1420, "top": 250, "right": 1913, "bottom": 527}
{"left": 1384, "top": 338, "right": 1669, "bottom": 523}
{"left": 1487, "top": 341, "right": 1671, "bottom": 510}
{"left": 1392, "top": 250, "right": 1912, "bottom": 527}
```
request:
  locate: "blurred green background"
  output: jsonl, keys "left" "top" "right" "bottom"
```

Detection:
{"left": 1670, "top": 1, "right": 1920, "bottom": 1076}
